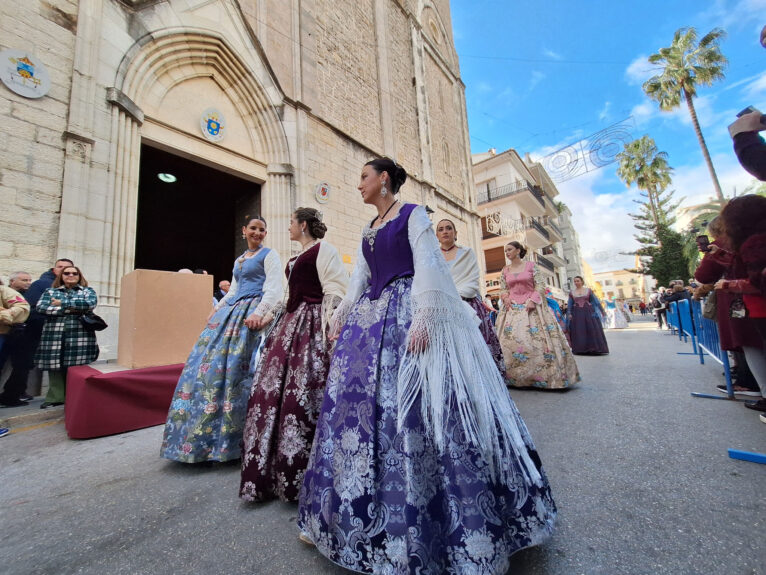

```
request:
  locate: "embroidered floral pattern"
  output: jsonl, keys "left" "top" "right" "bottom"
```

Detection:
{"left": 239, "top": 301, "right": 332, "bottom": 502}
{"left": 299, "top": 277, "right": 557, "bottom": 574}
{"left": 496, "top": 266, "right": 580, "bottom": 390}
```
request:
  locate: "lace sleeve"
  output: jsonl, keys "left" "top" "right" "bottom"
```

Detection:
{"left": 329, "top": 241, "right": 370, "bottom": 336}
{"left": 398, "top": 205, "right": 543, "bottom": 486}
{"left": 253, "top": 250, "right": 284, "bottom": 317}
{"left": 529, "top": 262, "right": 544, "bottom": 304}
{"left": 317, "top": 242, "right": 350, "bottom": 339}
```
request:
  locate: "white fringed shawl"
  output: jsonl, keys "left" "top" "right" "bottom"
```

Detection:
{"left": 332, "top": 206, "right": 541, "bottom": 485}
{"left": 447, "top": 246, "right": 482, "bottom": 300}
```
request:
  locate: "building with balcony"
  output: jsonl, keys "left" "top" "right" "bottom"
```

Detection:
{"left": 592, "top": 267, "right": 652, "bottom": 304}
{"left": 473, "top": 148, "right": 568, "bottom": 300}
{"left": 557, "top": 204, "right": 585, "bottom": 291}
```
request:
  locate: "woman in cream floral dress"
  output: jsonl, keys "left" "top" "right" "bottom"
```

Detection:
{"left": 496, "top": 241, "right": 580, "bottom": 389}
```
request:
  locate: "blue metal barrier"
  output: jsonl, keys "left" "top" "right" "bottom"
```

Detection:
{"left": 667, "top": 302, "right": 680, "bottom": 335}
{"left": 677, "top": 299, "right": 698, "bottom": 354}
{"left": 672, "top": 297, "right": 763, "bottom": 466}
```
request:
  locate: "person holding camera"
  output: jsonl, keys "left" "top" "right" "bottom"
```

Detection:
{"left": 712, "top": 196, "right": 766, "bottom": 417}
{"left": 727, "top": 27, "right": 766, "bottom": 181}
{"left": 695, "top": 217, "right": 761, "bottom": 397}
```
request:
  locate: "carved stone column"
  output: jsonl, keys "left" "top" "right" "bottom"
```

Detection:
{"left": 263, "top": 164, "right": 295, "bottom": 261}
{"left": 102, "top": 89, "right": 144, "bottom": 305}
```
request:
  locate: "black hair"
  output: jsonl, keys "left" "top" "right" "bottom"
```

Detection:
{"left": 55, "top": 258, "right": 74, "bottom": 266}
{"left": 506, "top": 241, "right": 527, "bottom": 259}
{"left": 243, "top": 215, "right": 267, "bottom": 227}
{"left": 294, "top": 207, "right": 327, "bottom": 239}
{"left": 365, "top": 157, "right": 407, "bottom": 195}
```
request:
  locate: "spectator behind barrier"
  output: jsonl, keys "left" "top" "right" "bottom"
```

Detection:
{"left": 715, "top": 195, "right": 766, "bottom": 418}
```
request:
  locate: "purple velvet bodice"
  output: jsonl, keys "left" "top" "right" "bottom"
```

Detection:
{"left": 362, "top": 203, "right": 417, "bottom": 300}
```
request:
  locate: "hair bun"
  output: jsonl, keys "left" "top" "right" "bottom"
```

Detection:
{"left": 394, "top": 165, "right": 407, "bottom": 187}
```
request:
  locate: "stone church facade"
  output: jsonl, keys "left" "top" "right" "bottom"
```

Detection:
{"left": 0, "top": 0, "right": 480, "bottom": 355}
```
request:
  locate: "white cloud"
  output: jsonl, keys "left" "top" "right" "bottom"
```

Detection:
{"left": 673, "top": 152, "right": 760, "bottom": 210}
{"left": 556, "top": 170, "right": 643, "bottom": 273}
{"left": 630, "top": 100, "right": 656, "bottom": 126}
{"left": 475, "top": 82, "right": 492, "bottom": 94}
{"left": 625, "top": 55, "right": 657, "bottom": 86}
{"left": 529, "top": 70, "right": 546, "bottom": 90}
{"left": 543, "top": 48, "right": 562, "bottom": 60}
{"left": 599, "top": 101, "right": 611, "bottom": 121}
{"left": 698, "top": 0, "right": 766, "bottom": 29}
{"left": 744, "top": 72, "right": 766, "bottom": 100}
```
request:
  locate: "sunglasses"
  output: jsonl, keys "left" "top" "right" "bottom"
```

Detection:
{"left": 62, "top": 272, "right": 80, "bottom": 276}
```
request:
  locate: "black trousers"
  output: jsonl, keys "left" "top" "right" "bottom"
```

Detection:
{"left": 0, "top": 322, "right": 43, "bottom": 403}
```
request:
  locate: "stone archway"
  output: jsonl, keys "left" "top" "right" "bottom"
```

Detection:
{"left": 102, "top": 28, "right": 292, "bottom": 305}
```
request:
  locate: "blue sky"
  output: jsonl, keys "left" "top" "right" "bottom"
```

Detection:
{"left": 451, "top": 0, "right": 766, "bottom": 272}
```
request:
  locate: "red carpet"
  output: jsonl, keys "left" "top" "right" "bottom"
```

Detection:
{"left": 65, "top": 364, "right": 182, "bottom": 439}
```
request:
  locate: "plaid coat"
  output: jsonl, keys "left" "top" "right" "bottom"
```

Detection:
{"left": 34, "top": 286, "right": 100, "bottom": 370}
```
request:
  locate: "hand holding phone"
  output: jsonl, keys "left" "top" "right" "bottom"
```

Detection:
{"left": 729, "top": 107, "right": 766, "bottom": 137}
{"left": 696, "top": 235, "right": 711, "bottom": 253}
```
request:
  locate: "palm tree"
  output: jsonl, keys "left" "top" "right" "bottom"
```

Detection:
{"left": 643, "top": 27, "right": 728, "bottom": 202}
{"left": 616, "top": 136, "right": 673, "bottom": 241}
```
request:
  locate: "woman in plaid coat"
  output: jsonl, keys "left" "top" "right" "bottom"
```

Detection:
{"left": 35, "top": 265, "right": 99, "bottom": 408}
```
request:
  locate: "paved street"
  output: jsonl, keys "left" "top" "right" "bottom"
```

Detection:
{"left": 1, "top": 317, "right": 764, "bottom": 575}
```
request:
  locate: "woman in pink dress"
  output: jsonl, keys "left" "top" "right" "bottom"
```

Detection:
{"left": 496, "top": 241, "right": 580, "bottom": 389}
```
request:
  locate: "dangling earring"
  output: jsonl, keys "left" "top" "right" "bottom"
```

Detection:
{"left": 381, "top": 180, "right": 388, "bottom": 197}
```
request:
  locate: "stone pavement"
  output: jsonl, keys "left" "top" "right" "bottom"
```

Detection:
{"left": 0, "top": 316, "right": 764, "bottom": 575}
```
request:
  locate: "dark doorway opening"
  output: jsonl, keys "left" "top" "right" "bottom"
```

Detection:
{"left": 135, "top": 144, "right": 261, "bottom": 285}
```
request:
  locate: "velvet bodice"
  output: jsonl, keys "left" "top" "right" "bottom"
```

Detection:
{"left": 285, "top": 243, "right": 323, "bottom": 313}
{"left": 362, "top": 203, "right": 417, "bottom": 300}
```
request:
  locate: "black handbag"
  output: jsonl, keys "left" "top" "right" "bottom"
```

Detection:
{"left": 79, "top": 313, "right": 108, "bottom": 332}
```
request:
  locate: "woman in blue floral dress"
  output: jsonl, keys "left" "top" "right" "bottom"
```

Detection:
{"left": 298, "top": 158, "right": 556, "bottom": 574}
{"left": 161, "top": 216, "right": 282, "bottom": 463}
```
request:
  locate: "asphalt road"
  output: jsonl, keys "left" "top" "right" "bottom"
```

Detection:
{"left": 1, "top": 317, "right": 764, "bottom": 575}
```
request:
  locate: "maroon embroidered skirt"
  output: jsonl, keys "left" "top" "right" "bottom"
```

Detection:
{"left": 240, "top": 301, "right": 331, "bottom": 502}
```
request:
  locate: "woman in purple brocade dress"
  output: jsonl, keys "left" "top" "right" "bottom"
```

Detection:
{"left": 240, "top": 208, "right": 348, "bottom": 502}
{"left": 297, "top": 158, "right": 556, "bottom": 575}
{"left": 566, "top": 275, "right": 609, "bottom": 355}
{"left": 436, "top": 218, "right": 506, "bottom": 378}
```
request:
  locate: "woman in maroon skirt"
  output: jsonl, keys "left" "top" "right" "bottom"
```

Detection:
{"left": 436, "top": 218, "right": 506, "bottom": 377}
{"left": 240, "top": 207, "right": 348, "bottom": 502}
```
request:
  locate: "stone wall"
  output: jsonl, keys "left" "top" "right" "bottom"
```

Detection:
{"left": 0, "top": 0, "right": 78, "bottom": 278}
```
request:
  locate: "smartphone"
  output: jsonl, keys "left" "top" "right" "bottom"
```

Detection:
{"left": 737, "top": 106, "right": 766, "bottom": 125}
{"left": 737, "top": 106, "right": 759, "bottom": 117}
{"left": 696, "top": 234, "right": 711, "bottom": 252}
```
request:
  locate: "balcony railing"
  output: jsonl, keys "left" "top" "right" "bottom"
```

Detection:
{"left": 526, "top": 217, "right": 550, "bottom": 239}
{"left": 547, "top": 219, "right": 563, "bottom": 238}
{"left": 535, "top": 253, "right": 555, "bottom": 272}
{"left": 478, "top": 180, "right": 545, "bottom": 206}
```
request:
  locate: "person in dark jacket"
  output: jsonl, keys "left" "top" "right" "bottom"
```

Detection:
{"left": 0, "top": 259, "right": 72, "bottom": 407}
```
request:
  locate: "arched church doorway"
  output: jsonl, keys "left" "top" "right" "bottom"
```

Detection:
{"left": 135, "top": 143, "right": 261, "bottom": 286}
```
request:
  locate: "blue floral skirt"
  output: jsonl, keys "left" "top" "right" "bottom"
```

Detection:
{"left": 160, "top": 295, "right": 263, "bottom": 463}
{"left": 298, "top": 278, "right": 556, "bottom": 574}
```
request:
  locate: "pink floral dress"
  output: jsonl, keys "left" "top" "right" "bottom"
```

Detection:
{"left": 496, "top": 261, "right": 580, "bottom": 389}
